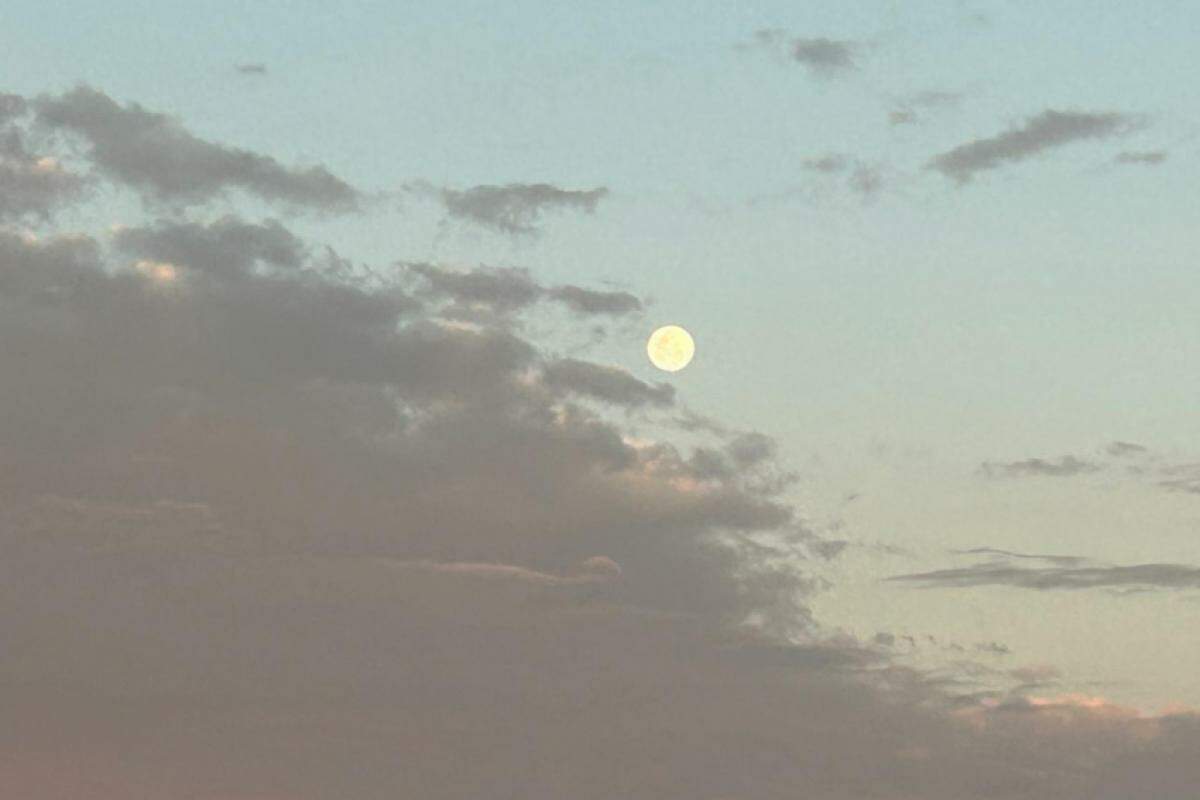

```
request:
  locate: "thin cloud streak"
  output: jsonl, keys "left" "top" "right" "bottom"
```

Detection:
{"left": 928, "top": 109, "right": 1140, "bottom": 183}
{"left": 888, "top": 562, "right": 1200, "bottom": 591}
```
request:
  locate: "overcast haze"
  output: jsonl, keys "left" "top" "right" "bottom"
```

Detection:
{"left": 3, "top": 2, "right": 1200, "bottom": 798}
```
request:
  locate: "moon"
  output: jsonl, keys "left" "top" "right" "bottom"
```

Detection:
{"left": 646, "top": 325, "right": 695, "bottom": 372}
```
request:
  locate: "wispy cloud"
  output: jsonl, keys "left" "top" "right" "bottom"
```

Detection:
{"left": 888, "top": 561, "right": 1200, "bottom": 591}
{"left": 801, "top": 154, "right": 888, "bottom": 198}
{"left": 404, "top": 262, "right": 642, "bottom": 318}
{"left": 1114, "top": 150, "right": 1167, "bottom": 165}
{"left": 431, "top": 182, "right": 608, "bottom": 234}
{"left": 928, "top": 109, "right": 1140, "bottom": 183}
{"left": 888, "top": 89, "right": 964, "bottom": 125}
{"left": 740, "top": 30, "right": 864, "bottom": 77}
{"left": 952, "top": 547, "right": 1088, "bottom": 566}
{"left": 980, "top": 455, "right": 1101, "bottom": 478}
{"left": 1107, "top": 440, "right": 1149, "bottom": 457}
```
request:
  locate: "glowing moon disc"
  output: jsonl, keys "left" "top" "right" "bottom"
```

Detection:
{"left": 646, "top": 325, "right": 695, "bottom": 372}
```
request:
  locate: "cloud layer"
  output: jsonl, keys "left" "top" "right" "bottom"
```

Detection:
{"left": 3, "top": 86, "right": 1200, "bottom": 799}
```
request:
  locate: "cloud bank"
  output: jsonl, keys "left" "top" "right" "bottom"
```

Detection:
{"left": 3, "top": 85, "right": 1200, "bottom": 799}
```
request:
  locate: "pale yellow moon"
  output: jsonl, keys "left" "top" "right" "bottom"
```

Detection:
{"left": 646, "top": 325, "right": 695, "bottom": 372}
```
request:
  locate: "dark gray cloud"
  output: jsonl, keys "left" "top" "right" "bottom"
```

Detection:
{"left": 726, "top": 431, "right": 776, "bottom": 467}
{"left": 0, "top": 92, "right": 27, "bottom": 123}
{"left": 684, "top": 433, "right": 795, "bottom": 502}
{"left": 888, "top": 561, "right": 1200, "bottom": 591}
{"left": 0, "top": 148, "right": 87, "bottom": 220}
{"left": 1115, "top": 150, "right": 1167, "bottom": 165}
{"left": 1158, "top": 463, "right": 1200, "bottom": 494}
{"left": 439, "top": 182, "right": 608, "bottom": 234}
{"left": 543, "top": 358, "right": 675, "bottom": 408}
{"left": 739, "top": 32, "right": 863, "bottom": 77}
{"left": 408, "top": 262, "right": 543, "bottom": 311}
{"left": 406, "top": 262, "right": 643, "bottom": 319}
{"left": 33, "top": 86, "right": 358, "bottom": 210}
{"left": 1008, "top": 664, "right": 1062, "bottom": 689}
{"left": 953, "top": 547, "right": 1089, "bottom": 566}
{"left": 980, "top": 455, "right": 1101, "bottom": 478}
{"left": 1107, "top": 440, "right": 1149, "bottom": 457}
{"left": 0, "top": 102, "right": 88, "bottom": 219}
{"left": 790, "top": 37, "right": 860, "bottom": 76}
{"left": 928, "top": 109, "right": 1139, "bottom": 182}
{"left": 546, "top": 284, "right": 642, "bottom": 316}
{"left": 112, "top": 216, "right": 307, "bottom": 278}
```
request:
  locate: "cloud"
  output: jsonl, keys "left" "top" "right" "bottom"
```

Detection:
{"left": 408, "top": 262, "right": 543, "bottom": 311}
{"left": 801, "top": 154, "right": 887, "bottom": 198}
{"left": 545, "top": 284, "right": 642, "bottom": 316}
{"left": 909, "top": 90, "right": 964, "bottom": 108}
{"left": 438, "top": 182, "right": 608, "bottom": 234}
{"left": 543, "top": 358, "right": 675, "bottom": 408}
{"left": 953, "top": 547, "right": 1089, "bottom": 566}
{"left": 0, "top": 92, "right": 27, "bottom": 123}
{"left": 405, "top": 262, "right": 643, "bottom": 319}
{"left": 1115, "top": 150, "right": 1167, "bottom": 165}
{"left": 980, "top": 455, "right": 1101, "bottom": 478}
{"left": 1158, "top": 463, "right": 1200, "bottom": 495}
{"left": 1107, "top": 440, "right": 1149, "bottom": 457}
{"left": 0, "top": 102, "right": 88, "bottom": 219}
{"left": 112, "top": 216, "right": 307, "bottom": 278}
{"left": 888, "top": 90, "right": 963, "bottom": 126}
{"left": 927, "top": 109, "right": 1139, "bottom": 182}
{"left": 739, "top": 32, "right": 863, "bottom": 78}
{"left": 848, "top": 163, "right": 885, "bottom": 197}
{"left": 0, "top": 149, "right": 87, "bottom": 221}
{"left": 6, "top": 86, "right": 1200, "bottom": 799}
{"left": 726, "top": 431, "right": 776, "bottom": 466}
{"left": 33, "top": 86, "right": 358, "bottom": 210}
{"left": 888, "top": 561, "right": 1200, "bottom": 591}
{"left": 790, "top": 37, "right": 861, "bottom": 76}
{"left": 234, "top": 63, "right": 268, "bottom": 75}
{"left": 803, "top": 154, "right": 849, "bottom": 173}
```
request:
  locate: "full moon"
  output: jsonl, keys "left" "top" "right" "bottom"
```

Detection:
{"left": 646, "top": 325, "right": 695, "bottom": 372}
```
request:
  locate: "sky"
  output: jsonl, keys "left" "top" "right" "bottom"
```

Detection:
{"left": 3, "top": 1, "right": 1200, "bottom": 797}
